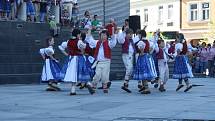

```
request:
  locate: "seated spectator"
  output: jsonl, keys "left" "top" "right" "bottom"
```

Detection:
{"left": 49, "top": 15, "right": 60, "bottom": 37}
{"left": 72, "top": 3, "right": 79, "bottom": 17}
{"left": 91, "top": 15, "right": 102, "bottom": 31}
{"left": 81, "top": 10, "right": 91, "bottom": 29}
{"left": 61, "top": 9, "right": 70, "bottom": 26}
{"left": 39, "top": 0, "right": 47, "bottom": 22}
{"left": 105, "top": 18, "right": 117, "bottom": 37}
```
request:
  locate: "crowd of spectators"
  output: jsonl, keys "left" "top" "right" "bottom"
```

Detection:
{"left": 167, "top": 40, "right": 215, "bottom": 77}
{"left": 0, "top": 0, "right": 51, "bottom": 22}
{"left": 190, "top": 41, "right": 215, "bottom": 77}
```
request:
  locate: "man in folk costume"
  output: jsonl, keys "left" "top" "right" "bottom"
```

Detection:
{"left": 117, "top": 28, "right": 140, "bottom": 93}
{"left": 60, "top": 28, "right": 95, "bottom": 95}
{"left": 155, "top": 39, "right": 169, "bottom": 92}
{"left": 133, "top": 30, "right": 157, "bottom": 94}
{"left": 173, "top": 33, "right": 193, "bottom": 92}
{"left": 85, "top": 28, "right": 117, "bottom": 93}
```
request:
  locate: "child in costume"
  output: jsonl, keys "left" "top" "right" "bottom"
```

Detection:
{"left": 40, "top": 37, "right": 61, "bottom": 91}
{"left": 85, "top": 28, "right": 117, "bottom": 93}
{"left": 173, "top": 33, "right": 193, "bottom": 92}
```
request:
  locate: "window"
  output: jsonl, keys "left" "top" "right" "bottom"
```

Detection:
{"left": 158, "top": 6, "right": 163, "bottom": 24}
{"left": 190, "top": 4, "right": 198, "bottom": 21}
{"left": 136, "top": 10, "right": 140, "bottom": 15}
{"left": 168, "top": 5, "right": 173, "bottom": 19}
{"left": 202, "top": 2, "right": 209, "bottom": 20}
{"left": 144, "top": 9, "right": 148, "bottom": 22}
{"left": 167, "top": 22, "right": 173, "bottom": 27}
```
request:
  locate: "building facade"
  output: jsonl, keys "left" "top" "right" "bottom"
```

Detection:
{"left": 181, "top": 0, "right": 215, "bottom": 43}
{"left": 130, "top": 0, "right": 180, "bottom": 40}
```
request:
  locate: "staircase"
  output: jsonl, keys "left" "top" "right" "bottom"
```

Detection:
{"left": 0, "top": 21, "right": 49, "bottom": 84}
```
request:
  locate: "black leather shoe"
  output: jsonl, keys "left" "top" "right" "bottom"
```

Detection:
{"left": 184, "top": 85, "right": 192, "bottom": 92}
{"left": 121, "top": 83, "right": 131, "bottom": 93}
{"left": 107, "top": 81, "right": 112, "bottom": 88}
{"left": 87, "top": 85, "right": 95, "bottom": 95}
{"left": 176, "top": 84, "right": 184, "bottom": 91}
{"left": 69, "top": 92, "right": 77, "bottom": 95}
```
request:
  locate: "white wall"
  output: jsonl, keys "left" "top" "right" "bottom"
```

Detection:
{"left": 130, "top": 0, "right": 180, "bottom": 32}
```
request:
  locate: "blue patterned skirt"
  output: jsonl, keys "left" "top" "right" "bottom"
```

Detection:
{"left": 77, "top": 56, "right": 91, "bottom": 82}
{"left": 133, "top": 54, "right": 157, "bottom": 81}
{"left": 85, "top": 55, "right": 95, "bottom": 78}
{"left": 60, "top": 56, "right": 91, "bottom": 83}
{"left": 172, "top": 55, "right": 194, "bottom": 79}
{"left": 41, "top": 59, "right": 61, "bottom": 83}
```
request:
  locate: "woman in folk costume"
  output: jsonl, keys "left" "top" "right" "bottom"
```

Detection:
{"left": 85, "top": 28, "right": 117, "bottom": 93}
{"left": 80, "top": 32, "right": 95, "bottom": 78}
{"left": 173, "top": 33, "right": 193, "bottom": 92}
{"left": 155, "top": 39, "right": 169, "bottom": 92}
{"left": 133, "top": 29, "right": 157, "bottom": 94}
{"left": 77, "top": 32, "right": 96, "bottom": 89}
{"left": 40, "top": 37, "right": 61, "bottom": 91}
{"left": 117, "top": 28, "right": 141, "bottom": 93}
{"left": 58, "top": 38, "right": 84, "bottom": 88}
{"left": 60, "top": 28, "right": 95, "bottom": 95}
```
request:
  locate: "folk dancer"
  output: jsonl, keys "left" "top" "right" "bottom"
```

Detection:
{"left": 40, "top": 37, "right": 61, "bottom": 91}
{"left": 117, "top": 28, "right": 140, "bottom": 93}
{"left": 133, "top": 30, "right": 157, "bottom": 94}
{"left": 85, "top": 28, "right": 117, "bottom": 93}
{"left": 60, "top": 28, "right": 95, "bottom": 95}
{"left": 173, "top": 33, "right": 193, "bottom": 92}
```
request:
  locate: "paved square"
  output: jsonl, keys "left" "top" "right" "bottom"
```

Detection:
{"left": 0, "top": 78, "right": 214, "bottom": 121}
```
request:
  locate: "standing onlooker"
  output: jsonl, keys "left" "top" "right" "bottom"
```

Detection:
{"left": 71, "top": 3, "right": 79, "bottom": 28}
{"left": 10, "top": 0, "right": 17, "bottom": 20}
{"left": 39, "top": 0, "right": 47, "bottom": 22}
{"left": 33, "top": 0, "right": 40, "bottom": 22}
{"left": 198, "top": 42, "right": 209, "bottom": 74}
{"left": 49, "top": 15, "right": 59, "bottom": 37}
{"left": 122, "top": 19, "right": 129, "bottom": 32}
{"left": 4, "top": 0, "right": 11, "bottom": 20}
{"left": 0, "top": 0, "right": 4, "bottom": 19}
{"left": 26, "top": 0, "right": 35, "bottom": 22}
{"left": 208, "top": 41, "right": 215, "bottom": 77}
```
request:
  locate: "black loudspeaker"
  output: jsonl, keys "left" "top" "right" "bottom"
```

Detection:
{"left": 129, "top": 15, "right": 141, "bottom": 33}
